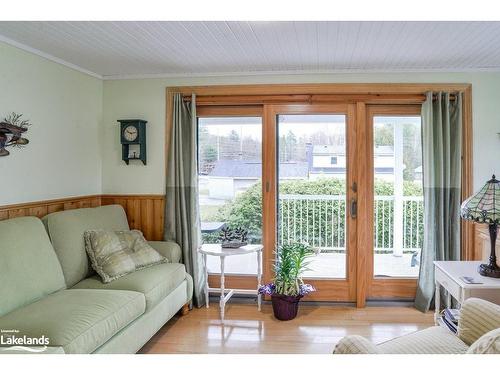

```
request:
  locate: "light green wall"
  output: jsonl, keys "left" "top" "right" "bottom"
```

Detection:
{"left": 102, "top": 72, "right": 500, "bottom": 194}
{"left": 2, "top": 39, "right": 499, "bottom": 205}
{"left": 0, "top": 42, "right": 103, "bottom": 205}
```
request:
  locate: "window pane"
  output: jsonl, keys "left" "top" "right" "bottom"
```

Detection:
{"left": 278, "top": 114, "right": 347, "bottom": 279}
{"left": 198, "top": 117, "right": 262, "bottom": 275}
{"left": 373, "top": 116, "right": 423, "bottom": 278}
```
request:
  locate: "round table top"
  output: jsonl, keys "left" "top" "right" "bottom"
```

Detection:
{"left": 198, "top": 243, "right": 263, "bottom": 256}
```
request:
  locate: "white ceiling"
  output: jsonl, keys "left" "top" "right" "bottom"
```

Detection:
{"left": 1, "top": 21, "right": 500, "bottom": 79}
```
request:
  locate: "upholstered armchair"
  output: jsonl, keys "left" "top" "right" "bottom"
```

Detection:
{"left": 333, "top": 298, "right": 500, "bottom": 354}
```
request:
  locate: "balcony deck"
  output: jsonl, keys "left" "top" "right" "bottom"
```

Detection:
{"left": 202, "top": 193, "right": 423, "bottom": 279}
{"left": 206, "top": 251, "right": 419, "bottom": 278}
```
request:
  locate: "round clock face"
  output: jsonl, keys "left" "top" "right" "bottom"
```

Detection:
{"left": 123, "top": 125, "right": 138, "bottom": 142}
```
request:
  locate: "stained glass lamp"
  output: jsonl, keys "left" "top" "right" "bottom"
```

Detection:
{"left": 461, "top": 175, "right": 500, "bottom": 278}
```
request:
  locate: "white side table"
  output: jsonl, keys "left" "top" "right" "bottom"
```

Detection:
{"left": 434, "top": 261, "right": 500, "bottom": 324}
{"left": 198, "top": 244, "right": 263, "bottom": 322}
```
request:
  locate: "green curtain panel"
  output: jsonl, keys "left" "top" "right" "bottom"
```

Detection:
{"left": 415, "top": 91, "right": 463, "bottom": 312}
{"left": 165, "top": 93, "right": 205, "bottom": 308}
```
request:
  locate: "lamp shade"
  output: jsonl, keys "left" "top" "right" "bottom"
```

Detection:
{"left": 461, "top": 175, "right": 500, "bottom": 224}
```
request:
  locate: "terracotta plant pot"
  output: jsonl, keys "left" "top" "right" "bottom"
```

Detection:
{"left": 271, "top": 294, "right": 303, "bottom": 321}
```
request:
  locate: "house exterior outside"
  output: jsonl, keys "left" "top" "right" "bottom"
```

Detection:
{"left": 204, "top": 160, "right": 308, "bottom": 200}
{"left": 307, "top": 144, "right": 396, "bottom": 181}
{"left": 203, "top": 143, "right": 420, "bottom": 200}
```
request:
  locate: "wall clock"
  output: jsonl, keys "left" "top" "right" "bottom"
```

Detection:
{"left": 118, "top": 119, "right": 147, "bottom": 165}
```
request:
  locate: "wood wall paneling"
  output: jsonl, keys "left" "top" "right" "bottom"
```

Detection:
{"left": 0, "top": 195, "right": 101, "bottom": 221}
{"left": 0, "top": 194, "right": 165, "bottom": 241}
{"left": 101, "top": 195, "right": 165, "bottom": 241}
{"left": 0, "top": 210, "right": 8, "bottom": 220}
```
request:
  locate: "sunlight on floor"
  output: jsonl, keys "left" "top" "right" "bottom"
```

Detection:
{"left": 139, "top": 303, "right": 433, "bottom": 354}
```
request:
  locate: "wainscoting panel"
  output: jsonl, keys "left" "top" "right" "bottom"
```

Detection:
{"left": 0, "top": 195, "right": 101, "bottom": 221}
{"left": 0, "top": 194, "right": 165, "bottom": 241}
{"left": 101, "top": 195, "right": 165, "bottom": 241}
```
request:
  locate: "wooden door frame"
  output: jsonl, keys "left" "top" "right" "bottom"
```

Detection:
{"left": 362, "top": 105, "right": 422, "bottom": 301}
{"left": 166, "top": 83, "right": 473, "bottom": 306}
{"left": 196, "top": 105, "right": 264, "bottom": 290}
{"left": 263, "top": 103, "right": 357, "bottom": 302}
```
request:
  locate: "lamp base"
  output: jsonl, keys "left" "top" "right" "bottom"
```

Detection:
{"left": 478, "top": 263, "right": 500, "bottom": 278}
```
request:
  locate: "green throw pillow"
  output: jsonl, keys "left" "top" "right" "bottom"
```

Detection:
{"left": 84, "top": 229, "right": 168, "bottom": 283}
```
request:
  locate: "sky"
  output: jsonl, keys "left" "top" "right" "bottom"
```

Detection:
{"left": 198, "top": 115, "right": 421, "bottom": 141}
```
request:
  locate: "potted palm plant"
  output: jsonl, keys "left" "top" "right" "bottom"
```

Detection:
{"left": 258, "top": 242, "right": 315, "bottom": 321}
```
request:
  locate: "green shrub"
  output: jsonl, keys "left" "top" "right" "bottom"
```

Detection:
{"left": 201, "top": 178, "right": 423, "bottom": 252}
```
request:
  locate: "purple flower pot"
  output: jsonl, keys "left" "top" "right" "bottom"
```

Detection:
{"left": 271, "top": 294, "right": 303, "bottom": 321}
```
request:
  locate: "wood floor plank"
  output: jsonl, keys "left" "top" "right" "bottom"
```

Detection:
{"left": 139, "top": 302, "right": 433, "bottom": 354}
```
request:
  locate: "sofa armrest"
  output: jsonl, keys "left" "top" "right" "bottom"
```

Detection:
{"left": 459, "top": 298, "right": 500, "bottom": 346}
{"left": 333, "top": 335, "right": 381, "bottom": 354}
{"left": 148, "top": 241, "right": 182, "bottom": 263}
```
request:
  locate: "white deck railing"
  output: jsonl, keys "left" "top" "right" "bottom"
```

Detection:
{"left": 278, "top": 194, "right": 424, "bottom": 253}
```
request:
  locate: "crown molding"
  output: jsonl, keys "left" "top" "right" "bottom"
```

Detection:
{"left": 0, "top": 34, "right": 103, "bottom": 79}
{"left": 102, "top": 66, "right": 500, "bottom": 80}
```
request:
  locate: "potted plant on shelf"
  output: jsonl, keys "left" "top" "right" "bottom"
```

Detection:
{"left": 258, "top": 242, "right": 315, "bottom": 321}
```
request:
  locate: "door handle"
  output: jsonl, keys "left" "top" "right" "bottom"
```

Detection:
{"left": 350, "top": 198, "right": 357, "bottom": 219}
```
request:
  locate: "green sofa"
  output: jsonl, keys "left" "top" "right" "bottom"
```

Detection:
{"left": 0, "top": 205, "right": 193, "bottom": 354}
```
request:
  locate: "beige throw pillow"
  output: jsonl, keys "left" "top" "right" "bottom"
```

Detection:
{"left": 84, "top": 229, "right": 168, "bottom": 283}
{"left": 467, "top": 328, "right": 500, "bottom": 354}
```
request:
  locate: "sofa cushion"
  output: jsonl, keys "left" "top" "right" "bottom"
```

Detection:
{"left": 467, "top": 328, "right": 500, "bottom": 354}
{"left": 0, "top": 289, "right": 145, "bottom": 354}
{"left": 0, "top": 217, "right": 66, "bottom": 316}
{"left": 458, "top": 298, "right": 500, "bottom": 346}
{"left": 333, "top": 335, "right": 381, "bottom": 354}
{"left": 148, "top": 241, "right": 182, "bottom": 263}
{"left": 72, "top": 263, "right": 187, "bottom": 311}
{"left": 84, "top": 229, "right": 167, "bottom": 283}
{"left": 377, "top": 326, "right": 469, "bottom": 354}
{"left": 42, "top": 205, "right": 130, "bottom": 287}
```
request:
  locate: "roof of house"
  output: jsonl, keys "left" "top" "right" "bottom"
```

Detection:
{"left": 209, "top": 159, "right": 308, "bottom": 178}
{"left": 312, "top": 144, "right": 394, "bottom": 156}
{"left": 312, "top": 145, "right": 345, "bottom": 155}
{"left": 309, "top": 167, "right": 394, "bottom": 175}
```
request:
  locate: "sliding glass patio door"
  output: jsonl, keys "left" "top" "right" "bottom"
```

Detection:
{"left": 365, "top": 105, "right": 423, "bottom": 299}
{"left": 197, "top": 107, "right": 264, "bottom": 291}
{"left": 263, "top": 104, "right": 357, "bottom": 302}
{"left": 196, "top": 103, "right": 425, "bottom": 304}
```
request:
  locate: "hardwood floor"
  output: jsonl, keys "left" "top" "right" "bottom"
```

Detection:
{"left": 139, "top": 301, "right": 433, "bottom": 354}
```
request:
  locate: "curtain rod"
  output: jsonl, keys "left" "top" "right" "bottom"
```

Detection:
{"left": 181, "top": 92, "right": 460, "bottom": 104}
{"left": 431, "top": 93, "right": 460, "bottom": 100}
